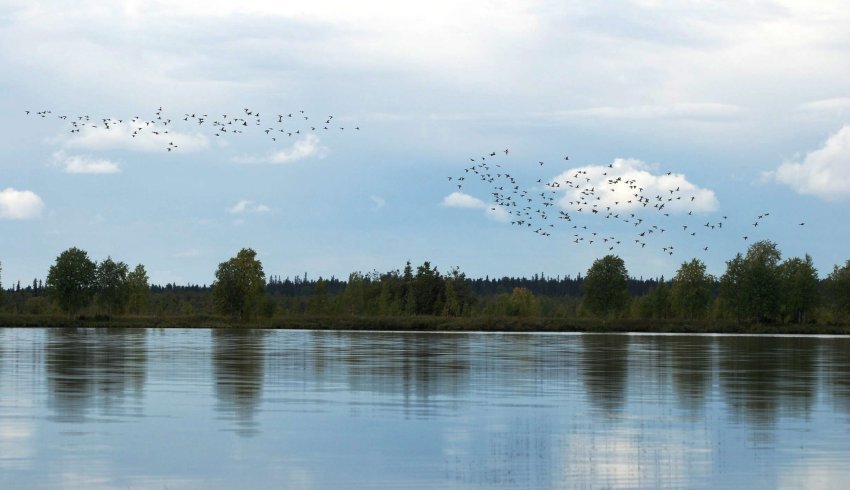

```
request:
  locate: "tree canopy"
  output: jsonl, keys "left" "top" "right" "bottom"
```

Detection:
{"left": 212, "top": 248, "right": 266, "bottom": 321}
{"left": 46, "top": 247, "right": 97, "bottom": 316}
{"left": 127, "top": 264, "right": 150, "bottom": 314}
{"left": 671, "top": 259, "right": 712, "bottom": 319}
{"left": 826, "top": 260, "right": 850, "bottom": 322}
{"left": 778, "top": 254, "right": 819, "bottom": 323}
{"left": 96, "top": 257, "right": 130, "bottom": 315}
{"left": 582, "top": 255, "right": 630, "bottom": 318}
{"left": 720, "top": 241, "right": 782, "bottom": 323}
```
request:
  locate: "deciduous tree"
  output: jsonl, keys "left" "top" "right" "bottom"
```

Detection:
{"left": 671, "top": 259, "right": 712, "bottom": 319}
{"left": 778, "top": 255, "right": 819, "bottom": 323}
{"left": 211, "top": 248, "right": 266, "bottom": 321}
{"left": 825, "top": 260, "right": 850, "bottom": 322}
{"left": 127, "top": 264, "right": 150, "bottom": 314}
{"left": 506, "top": 287, "right": 539, "bottom": 317}
{"left": 96, "top": 257, "right": 130, "bottom": 315}
{"left": 413, "top": 261, "right": 444, "bottom": 315}
{"left": 720, "top": 241, "right": 782, "bottom": 323}
{"left": 46, "top": 247, "right": 97, "bottom": 317}
{"left": 582, "top": 255, "right": 630, "bottom": 319}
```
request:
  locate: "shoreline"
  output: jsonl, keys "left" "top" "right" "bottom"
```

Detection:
{"left": 1, "top": 314, "right": 849, "bottom": 335}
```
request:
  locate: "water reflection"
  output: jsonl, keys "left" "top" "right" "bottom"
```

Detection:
{"left": 212, "top": 329, "right": 265, "bottom": 436}
{"left": 2, "top": 328, "right": 850, "bottom": 488}
{"left": 45, "top": 328, "right": 146, "bottom": 422}
{"left": 717, "top": 336, "right": 818, "bottom": 429}
{"left": 580, "top": 334, "right": 630, "bottom": 414}
{"left": 297, "top": 332, "right": 473, "bottom": 415}
{"left": 821, "top": 339, "right": 850, "bottom": 415}
{"left": 667, "top": 336, "right": 713, "bottom": 413}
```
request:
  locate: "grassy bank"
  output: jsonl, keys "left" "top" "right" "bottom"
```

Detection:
{"left": 1, "top": 313, "right": 850, "bottom": 334}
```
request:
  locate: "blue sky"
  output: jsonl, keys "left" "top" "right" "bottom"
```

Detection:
{"left": 1, "top": 0, "right": 849, "bottom": 286}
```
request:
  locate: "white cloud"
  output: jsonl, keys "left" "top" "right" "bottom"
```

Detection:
{"left": 228, "top": 199, "right": 271, "bottom": 215}
{"left": 0, "top": 188, "right": 45, "bottom": 219}
{"left": 173, "top": 249, "right": 202, "bottom": 258}
{"left": 442, "top": 191, "right": 510, "bottom": 222}
{"left": 767, "top": 125, "right": 850, "bottom": 201}
{"left": 551, "top": 158, "right": 719, "bottom": 213}
{"left": 798, "top": 97, "right": 850, "bottom": 112}
{"left": 232, "top": 134, "right": 328, "bottom": 164}
{"left": 51, "top": 150, "right": 120, "bottom": 174}
{"left": 60, "top": 120, "right": 208, "bottom": 153}
{"left": 554, "top": 103, "right": 744, "bottom": 121}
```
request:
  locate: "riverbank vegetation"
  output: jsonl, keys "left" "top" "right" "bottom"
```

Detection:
{"left": 2, "top": 240, "right": 850, "bottom": 332}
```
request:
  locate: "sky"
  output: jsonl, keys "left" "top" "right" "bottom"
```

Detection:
{"left": 1, "top": 0, "right": 850, "bottom": 286}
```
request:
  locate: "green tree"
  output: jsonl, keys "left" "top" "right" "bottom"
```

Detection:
{"left": 720, "top": 241, "right": 782, "bottom": 323}
{"left": 719, "top": 253, "right": 746, "bottom": 321}
{"left": 308, "top": 278, "right": 329, "bottom": 314}
{"left": 401, "top": 262, "right": 415, "bottom": 314}
{"left": 46, "top": 247, "right": 97, "bottom": 317}
{"left": 443, "top": 267, "right": 474, "bottom": 317}
{"left": 127, "top": 264, "right": 150, "bottom": 315}
{"left": 0, "top": 260, "right": 4, "bottom": 309}
{"left": 96, "top": 257, "right": 130, "bottom": 315}
{"left": 342, "top": 272, "right": 368, "bottom": 314}
{"left": 25, "top": 296, "right": 52, "bottom": 315}
{"left": 825, "top": 260, "right": 850, "bottom": 322}
{"left": 671, "top": 259, "right": 713, "bottom": 319}
{"left": 638, "top": 281, "right": 672, "bottom": 320}
{"left": 377, "top": 271, "right": 403, "bottom": 316}
{"left": 582, "top": 255, "right": 630, "bottom": 319}
{"left": 778, "top": 254, "right": 819, "bottom": 323}
{"left": 743, "top": 240, "right": 782, "bottom": 322}
{"left": 506, "top": 287, "right": 540, "bottom": 317}
{"left": 211, "top": 248, "right": 266, "bottom": 321}
{"left": 413, "top": 261, "right": 444, "bottom": 315}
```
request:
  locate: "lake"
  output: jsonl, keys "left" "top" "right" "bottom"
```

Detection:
{"left": 2, "top": 328, "right": 850, "bottom": 489}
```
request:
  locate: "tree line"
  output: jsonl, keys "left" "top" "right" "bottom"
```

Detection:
{"left": 2, "top": 240, "right": 850, "bottom": 324}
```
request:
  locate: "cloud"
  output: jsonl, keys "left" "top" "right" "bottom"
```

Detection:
{"left": 232, "top": 134, "right": 328, "bottom": 164}
{"left": 0, "top": 188, "right": 45, "bottom": 219}
{"left": 51, "top": 150, "right": 120, "bottom": 174}
{"left": 442, "top": 191, "right": 510, "bottom": 222}
{"left": 767, "top": 125, "right": 850, "bottom": 201}
{"left": 228, "top": 199, "right": 271, "bottom": 214}
{"left": 551, "top": 158, "right": 719, "bottom": 213}
{"left": 797, "top": 98, "right": 850, "bottom": 113}
{"left": 173, "top": 249, "right": 202, "bottom": 258}
{"left": 552, "top": 103, "right": 744, "bottom": 122}
{"left": 60, "top": 120, "right": 208, "bottom": 153}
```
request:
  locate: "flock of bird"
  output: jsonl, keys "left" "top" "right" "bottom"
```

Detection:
{"left": 25, "top": 107, "right": 359, "bottom": 151}
{"left": 23, "top": 107, "right": 804, "bottom": 258}
{"left": 449, "top": 150, "right": 806, "bottom": 257}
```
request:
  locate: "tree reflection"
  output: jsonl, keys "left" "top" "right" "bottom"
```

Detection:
{"left": 580, "top": 334, "right": 630, "bottom": 414}
{"left": 212, "top": 328, "right": 265, "bottom": 437}
{"left": 776, "top": 337, "right": 818, "bottom": 417}
{"left": 717, "top": 336, "right": 817, "bottom": 429}
{"left": 822, "top": 338, "right": 850, "bottom": 415}
{"left": 667, "top": 336, "right": 712, "bottom": 413}
{"left": 45, "top": 328, "right": 147, "bottom": 422}
{"left": 330, "top": 332, "right": 471, "bottom": 415}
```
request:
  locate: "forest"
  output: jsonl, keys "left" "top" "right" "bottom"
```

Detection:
{"left": 1, "top": 240, "right": 850, "bottom": 331}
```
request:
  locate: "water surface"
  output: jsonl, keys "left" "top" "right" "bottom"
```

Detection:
{"left": 2, "top": 328, "right": 850, "bottom": 488}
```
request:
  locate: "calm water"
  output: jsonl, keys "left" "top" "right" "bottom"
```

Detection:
{"left": 2, "top": 329, "right": 850, "bottom": 489}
